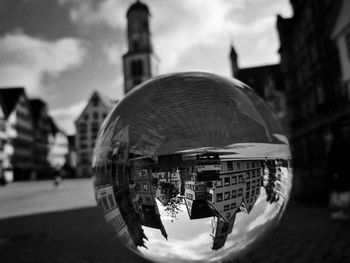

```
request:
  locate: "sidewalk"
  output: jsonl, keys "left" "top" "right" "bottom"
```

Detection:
{"left": 0, "top": 194, "right": 349, "bottom": 263}
{"left": 235, "top": 201, "right": 350, "bottom": 263}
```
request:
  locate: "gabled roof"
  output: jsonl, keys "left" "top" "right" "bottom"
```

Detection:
{"left": 75, "top": 91, "right": 117, "bottom": 124}
{"left": 0, "top": 87, "right": 26, "bottom": 119}
{"left": 29, "top": 98, "right": 47, "bottom": 124}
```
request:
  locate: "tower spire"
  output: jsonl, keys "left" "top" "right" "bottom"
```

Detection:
{"left": 123, "top": 1, "right": 155, "bottom": 94}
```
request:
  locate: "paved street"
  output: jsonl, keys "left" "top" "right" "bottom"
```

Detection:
{"left": 0, "top": 179, "right": 349, "bottom": 263}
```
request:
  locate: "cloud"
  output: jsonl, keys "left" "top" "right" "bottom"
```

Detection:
{"left": 0, "top": 32, "right": 86, "bottom": 96}
{"left": 61, "top": 0, "right": 128, "bottom": 29}
{"left": 102, "top": 43, "right": 123, "bottom": 65}
{"left": 50, "top": 100, "right": 87, "bottom": 134}
{"left": 62, "top": 0, "right": 291, "bottom": 73}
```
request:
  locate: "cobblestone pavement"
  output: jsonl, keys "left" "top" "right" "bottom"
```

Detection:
{"left": 0, "top": 180, "right": 349, "bottom": 263}
{"left": 234, "top": 202, "right": 350, "bottom": 263}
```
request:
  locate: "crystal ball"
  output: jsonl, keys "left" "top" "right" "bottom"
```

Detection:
{"left": 92, "top": 72, "right": 292, "bottom": 262}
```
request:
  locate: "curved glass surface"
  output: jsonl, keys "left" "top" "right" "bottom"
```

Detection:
{"left": 92, "top": 72, "right": 292, "bottom": 263}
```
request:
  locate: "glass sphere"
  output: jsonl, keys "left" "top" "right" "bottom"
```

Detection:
{"left": 92, "top": 72, "right": 292, "bottom": 263}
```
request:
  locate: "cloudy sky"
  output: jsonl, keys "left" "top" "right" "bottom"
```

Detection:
{"left": 0, "top": 0, "right": 292, "bottom": 134}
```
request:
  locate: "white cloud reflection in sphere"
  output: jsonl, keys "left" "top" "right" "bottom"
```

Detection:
{"left": 93, "top": 72, "right": 292, "bottom": 263}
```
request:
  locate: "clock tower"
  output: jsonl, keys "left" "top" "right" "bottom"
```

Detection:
{"left": 123, "top": 1, "right": 156, "bottom": 94}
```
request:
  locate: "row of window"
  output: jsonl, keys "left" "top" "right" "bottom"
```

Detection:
{"left": 223, "top": 203, "right": 237, "bottom": 212}
{"left": 217, "top": 171, "right": 261, "bottom": 187}
{"left": 226, "top": 161, "right": 261, "bottom": 171}
{"left": 216, "top": 188, "right": 243, "bottom": 202}
{"left": 83, "top": 111, "right": 107, "bottom": 121}
{"left": 99, "top": 192, "right": 116, "bottom": 213}
{"left": 246, "top": 179, "right": 261, "bottom": 190}
{"left": 109, "top": 213, "right": 124, "bottom": 231}
{"left": 77, "top": 122, "right": 100, "bottom": 134}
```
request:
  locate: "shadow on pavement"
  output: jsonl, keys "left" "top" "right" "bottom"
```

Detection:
{"left": 1, "top": 202, "right": 349, "bottom": 263}
{"left": 0, "top": 207, "right": 151, "bottom": 263}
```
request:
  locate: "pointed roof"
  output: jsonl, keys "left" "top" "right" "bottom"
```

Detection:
{"left": 75, "top": 91, "right": 117, "bottom": 124}
{"left": 127, "top": 0, "right": 150, "bottom": 16}
{"left": 230, "top": 45, "right": 237, "bottom": 59}
{"left": 0, "top": 87, "right": 26, "bottom": 119}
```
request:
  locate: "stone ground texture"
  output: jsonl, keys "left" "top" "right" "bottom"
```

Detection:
{"left": 0, "top": 179, "right": 349, "bottom": 263}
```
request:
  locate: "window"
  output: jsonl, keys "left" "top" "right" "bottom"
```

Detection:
{"left": 101, "top": 196, "right": 109, "bottom": 212}
{"left": 108, "top": 194, "right": 115, "bottom": 208}
{"left": 246, "top": 191, "right": 250, "bottom": 199}
{"left": 224, "top": 177, "right": 230, "bottom": 186}
{"left": 232, "top": 176, "right": 237, "bottom": 185}
{"left": 227, "top": 161, "right": 233, "bottom": 171}
{"left": 91, "top": 122, "right": 99, "bottom": 133}
{"left": 224, "top": 205, "right": 229, "bottom": 211}
{"left": 83, "top": 114, "right": 89, "bottom": 120}
{"left": 232, "top": 190, "right": 237, "bottom": 198}
{"left": 143, "top": 183, "right": 149, "bottom": 191}
{"left": 238, "top": 175, "right": 243, "bottom": 183}
{"left": 216, "top": 193, "right": 223, "bottom": 202}
{"left": 246, "top": 162, "right": 249, "bottom": 169}
{"left": 238, "top": 188, "right": 243, "bottom": 196}
{"left": 131, "top": 60, "right": 143, "bottom": 76}
{"left": 93, "top": 112, "right": 99, "bottom": 120}
{"left": 78, "top": 122, "right": 87, "bottom": 133}
{"left": 145, "top": 197, "right": 151, "bottom": 203}
{"left": 217, "top": 179, "right": 223, "bottom": 187}
{"left": 231, "top": 203, "right": 236, "bottom": 209}
{"left": 207, "top": 193, "right": 213, "bottom": 202}
{"left": 247, "top": 182, "right": 250, "bottom": 190}
{"left": 224, "top": 191, "right": 230, "bottom": 200}
{"left": 246, "top": 172, "right": 250, "bottom": 180}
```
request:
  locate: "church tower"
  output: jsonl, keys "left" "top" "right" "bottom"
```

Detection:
{"left": 230, "top": 45, "right": 239, "bottom": 78}
{"left": 123, "top": 1, "right": 155, "bottom": 94}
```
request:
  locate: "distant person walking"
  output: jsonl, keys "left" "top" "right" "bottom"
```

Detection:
{"left": 327, "top": 129, "right": 350, "bottom": 220}
{"left": 53, "top": 167, "right": 65, "bottom": 187}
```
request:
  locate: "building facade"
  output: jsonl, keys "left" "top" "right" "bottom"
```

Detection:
{"left": 123, "top": 0, "right": 157, "bottom": 94}
{"left": 230, "top": 46, "right": 288, "bottom": 132}
{"left": 0, "top": 88, "right": 34, "bottom": 181}
{"left": 29, "top": 99, "right": 51, "bottom": 179}
{"left": 331, "top": 0, "right": 350, "bottom": 101}
{"left": 47, "top": 117, "right": 69, "bottom": 172}
{"left": 277, "top": 0, "right": 348, "bottom": 201}
{"left": 75, "top": 91, "right": 114, "bottom": 177}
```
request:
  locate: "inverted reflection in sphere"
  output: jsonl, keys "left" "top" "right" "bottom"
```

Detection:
{"left": 93, "top": 72, "right": 292, "bottom": 263}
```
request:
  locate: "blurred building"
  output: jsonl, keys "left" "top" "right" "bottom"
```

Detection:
{"left": 123, "top": 0, "right": 158, "bottom": 94}
{"left": 230, "top": 46, "right": 288, "bottom": 131}
{"left": 95, "top": 186, "right": 136, "bottom": 249}
{"left": 0, "top": 104, "right": 11, "bottom": 182}
{"left": 47, "top": 117, "right": 69, "bottom": 173}
{"left": 331, "top": 0, "right": 350, "bottom": 101}
{"left": 0, "top": 87, "right": 34, "bottom": 181}
{"left": 277, "top": 0, "right": 348, "bottom": 201}
{"left": 75, "top": 91, "right": 114, "bottom": 177}
{"left": 66, "top": 135, "right": 77, "bottom": 177}
{"left": 29, "top": 99, "right": 51, "bottom": 179}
